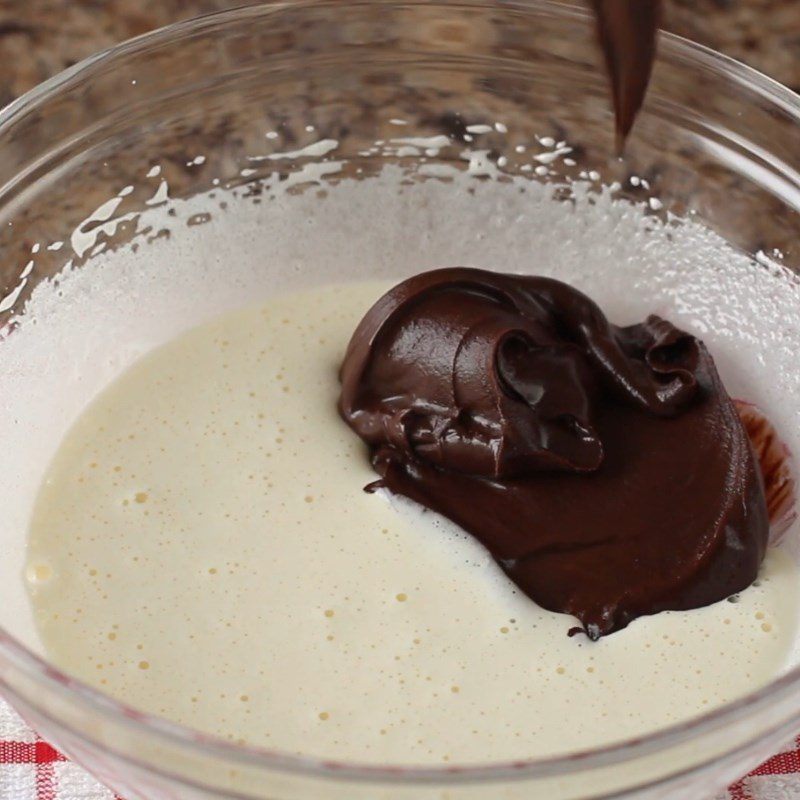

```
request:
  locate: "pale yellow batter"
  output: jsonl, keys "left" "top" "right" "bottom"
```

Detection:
{"left": 25, "top": 282, "right": 800, "bottom": 765}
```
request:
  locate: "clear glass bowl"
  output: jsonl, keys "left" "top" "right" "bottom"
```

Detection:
{"left": 0, "top": 2, "right": 799, "bottom": 798}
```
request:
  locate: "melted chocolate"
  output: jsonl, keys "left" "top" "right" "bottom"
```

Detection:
{"left": 590, "top": 0, "right": 663, "bottom": 151}
{"left": 339, "top": 268, "right": 769, "bottom": 639}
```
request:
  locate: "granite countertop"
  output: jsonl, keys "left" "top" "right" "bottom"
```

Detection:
{"left": 0, "top": 0, "right": 798, "bottom": 106}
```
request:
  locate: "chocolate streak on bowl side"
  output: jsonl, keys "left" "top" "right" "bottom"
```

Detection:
{"left": 590, "top": 0, "right": 663, "bottom": 152}
{"left": 736, "top": 400, "right": 797, "bottom": 541}
{"left": 339, "top": 268, "right": 769, "bottom": 639}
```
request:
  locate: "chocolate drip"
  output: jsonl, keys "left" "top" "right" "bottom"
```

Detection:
{"left": 590, "top": 0, "right": 663, "bottom": 152}
{"left": 339, "top": 268, "right": 769, "bottom": 639}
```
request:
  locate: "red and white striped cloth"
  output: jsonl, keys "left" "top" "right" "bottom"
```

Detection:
{"left": 2, "top": 699, "right": 800, "bottom": 800}
{"left": 0, "top": 701, "right": 116, "bottom": 800}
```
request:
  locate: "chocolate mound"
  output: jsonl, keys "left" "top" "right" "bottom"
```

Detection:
{"left": 339, "top": 268, "right": 768, "bottom": 639}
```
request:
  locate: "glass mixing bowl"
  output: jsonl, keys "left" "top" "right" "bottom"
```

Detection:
{"left": 0, "top": 2, "right": 799, "bottom": 798}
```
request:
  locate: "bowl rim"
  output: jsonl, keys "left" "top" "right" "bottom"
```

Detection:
{"left": 1, "top": 0, "right": 800, "bottom": 790}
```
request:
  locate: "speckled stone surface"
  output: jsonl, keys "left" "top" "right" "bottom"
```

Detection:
{"left": 0, "top": 0, "right": 798, "bottom": 105}
{"left": 0, "top": 0, "right": 796, "bottom": 285}
{"left": 0, "top": 2, "right": 796, "bottom": 298}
